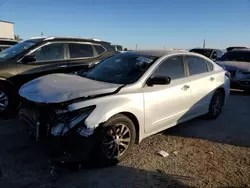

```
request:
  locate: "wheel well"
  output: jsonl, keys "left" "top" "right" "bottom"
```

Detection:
{"left": 0, "top": 79, "right": 13, "bottom": 87}
{"left": 216, "top": 87, "right": 225, "bottom": 103}
{"left": 119, "top": 112, "right": 140, "bottom": 144}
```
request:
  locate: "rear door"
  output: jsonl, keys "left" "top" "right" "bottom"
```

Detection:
{"left": 63, "top": 43, "right": 109, "bottom": 73}
{"left": 184, "top": 55, "right": 217, "bottom": 116}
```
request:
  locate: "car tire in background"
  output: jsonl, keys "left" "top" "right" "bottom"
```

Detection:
{"left": 0, "top": 83, "right": 15, "bottom": 116}
{"left": 206, "top": 89, "right": 225, "bottom": 119}
{"left": 91, "top": 114, "right": 136, "bottom": 167}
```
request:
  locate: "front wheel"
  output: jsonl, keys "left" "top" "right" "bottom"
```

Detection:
{"left": 0, "top": 85, "right": 15, "bottom": 116}
{"left": 91, "top": 114, "right": 136, "bottom": 167}
{"left": 206, "top": 90, "right": 224, "bottom": 119}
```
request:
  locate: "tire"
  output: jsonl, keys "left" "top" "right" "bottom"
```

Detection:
{"left": 0, "top": 84, "right": 15, "bottom": 116}
{"left": 206, "top": 90, "right": 224, "bottom": 119}
{"left": 91, "top": 114, "right": 136, "bottom": 167}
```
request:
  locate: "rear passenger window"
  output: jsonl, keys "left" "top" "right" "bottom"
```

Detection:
{"left": 69, "top": 43, "right": 94, "bottom": 59}
{"left": 153, "top": 56, "right": 185, "bottom": 80}
{"left": 95, "top": 45, "right": 106, "bottom": 55}
{"left": 186, "top": 56, "right": 208, "bottom": 76}
{"left": 206, "top": 61, "right": 214, "bottom": 71}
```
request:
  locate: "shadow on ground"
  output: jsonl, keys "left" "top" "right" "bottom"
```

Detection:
{"left": 0, "top": 118, "right": 194, "bottom": 188}
{"left": 49, "top": 165, "right": 195, "bottom": 188}
{"left": 164, "top": 90, "right": 250, "bottom": 148}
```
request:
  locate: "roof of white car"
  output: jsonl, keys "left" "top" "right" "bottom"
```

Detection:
{"left": 126, "top": 49, "right": 189, "bottom": 57}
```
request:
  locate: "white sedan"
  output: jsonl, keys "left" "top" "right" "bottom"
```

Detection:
{"left": 19, "top": 50, "right": 230, "bottom": 166}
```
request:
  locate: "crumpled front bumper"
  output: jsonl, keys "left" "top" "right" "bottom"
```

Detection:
{"left": 19, "top": 105, "right": 99, "bottom": 163}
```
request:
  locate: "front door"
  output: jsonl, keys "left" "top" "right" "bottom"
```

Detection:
{"left": 143, "top": 55, "right": 192, "bottom": 134}
{"left": 16, "top": 42, "right": 68, "bottom": 87}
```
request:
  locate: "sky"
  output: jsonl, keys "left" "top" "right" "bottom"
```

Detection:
{"left": 0, "top": 0, "right": 250, "bottom": 49}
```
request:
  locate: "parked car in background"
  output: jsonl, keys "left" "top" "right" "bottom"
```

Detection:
{"left": 19, "top": 50, "right": 230, "bottom": 166}
{"left": 190, "top": 48, "right": 223, "bottom": 61}
{"left": 111, "top": 44, "right": 125, "bottom": 53}
{"left": 226, "top": 46, "right": 247, "bottom": 52}
{"left": 0, "top": 38, "right": 18, "bottom": 52}
{"left": 216, "top": 49, "right": 250, "bottom": 93}
{"left": 0, "top": 36, "right": 116, "bottom": 114}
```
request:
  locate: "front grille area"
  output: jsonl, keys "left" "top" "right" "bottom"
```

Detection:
{"left": 19, "top": 98, "right": 55, "bottom": 140}
{"left": 240, "top": 80, "right": 250, "bottom": 86}
{"left": 19, "top": 107, "right": 41, "bottom": 140}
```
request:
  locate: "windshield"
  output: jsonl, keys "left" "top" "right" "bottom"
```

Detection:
{"left": 83, "top": 53, "right": 158, "bottom": 84}
{"left": 190, "top": 49, "right": 213, "bottom": 58}
{"left": 0, "top": 40, "right": 37, "bottom": 60}
{"left": 219, "top": 51, "right": 250, "bottom": 62}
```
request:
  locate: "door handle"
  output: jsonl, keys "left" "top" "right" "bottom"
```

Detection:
{"left": 181, "top": 85, "right": 190, "bottom": 91}
{"left": 210, "top": 77, "right": 215, "bottom": 81}
{"left": 58, "top": 65, "right": 68, "bottom": 68}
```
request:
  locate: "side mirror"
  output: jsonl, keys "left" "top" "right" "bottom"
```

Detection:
{"left": 147, "top": 76, "right": 171, "bottom": 86}
{"left": 21, "top": 55, "right": 36, "bottom": 63}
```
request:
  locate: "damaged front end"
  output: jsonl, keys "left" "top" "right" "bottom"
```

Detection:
{"left": 19, "top": 98, "right": 97, "bottom": 163}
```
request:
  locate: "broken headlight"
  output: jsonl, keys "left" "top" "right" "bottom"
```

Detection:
{"left": 51, "top": 105, "right": 96, "bottom": 136}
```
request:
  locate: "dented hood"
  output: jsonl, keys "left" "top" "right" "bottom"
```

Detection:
{"left": 19, "top": 73, "right": 122, "bottom": 103}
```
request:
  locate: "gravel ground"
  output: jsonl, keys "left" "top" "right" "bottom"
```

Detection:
{"left": 0, "top": 90, "right": 250, "bottom": 188}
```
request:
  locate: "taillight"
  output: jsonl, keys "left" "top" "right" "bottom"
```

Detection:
{"left": 225, "top": 71, "right": 231, "bottom": 78}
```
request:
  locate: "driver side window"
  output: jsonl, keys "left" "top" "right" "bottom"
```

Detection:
{"left": 30, "top": 43, "right": 65, "bottom": 62}
{"left": 152, "top": 56, "right": 185, "bottom": 80}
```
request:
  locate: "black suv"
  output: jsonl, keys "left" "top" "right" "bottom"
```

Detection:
{"left": 189, "top": 48, "right": 224, "bottom": 61}
{"left": 0, "top": 38, "right": 18, "bottom": 52}
{"left": 0, "top": 36, "right": 116, "bottom": 114}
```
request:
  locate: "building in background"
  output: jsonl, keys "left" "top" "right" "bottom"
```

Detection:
{"left": 0, "top": 20, "right": 14, "bottom": 39}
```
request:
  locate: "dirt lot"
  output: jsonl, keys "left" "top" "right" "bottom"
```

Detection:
{"left": 0, "top": 90, "right": 250, "bottom": 188}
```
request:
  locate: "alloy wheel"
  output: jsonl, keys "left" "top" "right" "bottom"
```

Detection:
{"left": 102, "top": 123, "right": 131, "bottom": 159}
{"left": 0, "top": 91, "right": 8, "bottom": 112}
{"left": 211, "top": 93, "right": 223, "bottom": 116}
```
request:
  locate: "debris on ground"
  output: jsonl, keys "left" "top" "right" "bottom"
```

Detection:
{"left": 173, "top": 151, "right": 178, "bottom": 155}
{"left": 157, "top": 150, "right": 169, "bottom": 157}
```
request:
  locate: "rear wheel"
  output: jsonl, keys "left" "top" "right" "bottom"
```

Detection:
{"left": 91, "top": 114, "right": 136, "bottom": 167}
{"left": 206, "top": 90, "right": 224, "bottom": 119}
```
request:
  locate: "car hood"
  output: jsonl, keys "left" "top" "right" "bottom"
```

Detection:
{"left": 216, "top": 61, "right": 250, "bottom": 72}
{"left": 19, "top": 73, "right": 123, "bottom": 103}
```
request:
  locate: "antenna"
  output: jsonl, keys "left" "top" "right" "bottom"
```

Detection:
{"left": 203, "top": 39, "right": 206, "bottom": 48}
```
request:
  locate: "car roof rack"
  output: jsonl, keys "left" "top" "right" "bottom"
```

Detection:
{"left": 28, "top": 36, "right": 110, "bottom": 44}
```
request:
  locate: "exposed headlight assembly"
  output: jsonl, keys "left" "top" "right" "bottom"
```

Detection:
{"left": 51, "top": 105, "right": 96, "bottom": 136}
